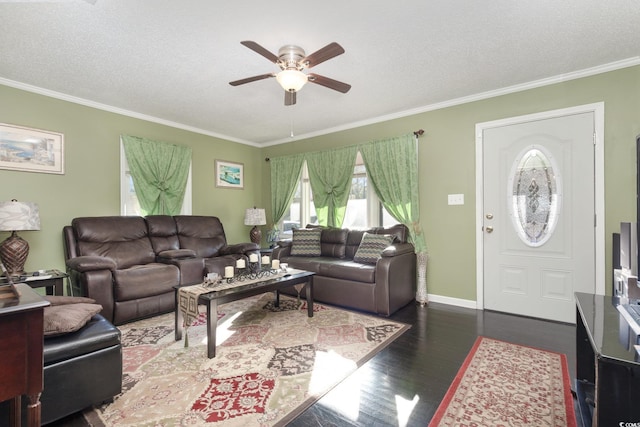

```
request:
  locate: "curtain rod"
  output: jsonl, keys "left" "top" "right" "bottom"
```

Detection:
{"left": 266, "top": 129, "right": 425, "bottom": 162}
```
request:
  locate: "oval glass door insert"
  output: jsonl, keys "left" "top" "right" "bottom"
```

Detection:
{"left": 508, "top": 145, "right": 561, "bottom": 247}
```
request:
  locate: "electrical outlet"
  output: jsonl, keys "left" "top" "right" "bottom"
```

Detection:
{"left": 448, "top": 194, "right": 464, "bottom": 205}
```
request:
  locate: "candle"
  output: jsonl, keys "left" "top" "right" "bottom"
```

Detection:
{"left": 249, "top": 253, "right": 258, "bottom": 263}
{"left": 262, "top": 255, "right": 270, "bottom": 265}
{"left": 236, "top": 259, "right": 245, "bottom": 269}
{"left": 224, "top": 266, "right": 234, "bottom": 278}
{"left": 271, "top": 259, "right": 280, "bottom": 270}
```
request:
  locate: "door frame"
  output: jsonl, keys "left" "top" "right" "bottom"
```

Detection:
{"left": 475, "top": 102, "right": 605, "bottom": 309}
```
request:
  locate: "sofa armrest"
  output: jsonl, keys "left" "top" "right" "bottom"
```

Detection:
{"left": 157, "top": 249, "right": 197, "bottom": 260}
{"left": 272, "top": 242, "right": 292, "bottom": 259}
{"left": 374, "top": 250, "right": 417, "bottom": 316}
{"left": 66, "top": 256, "right": 117, "bottom": 272}
{"left": 158, "top": 257, "right": 204, "bottom": 286}
{"left": 219, "top": 242, "right": 260, "bottom": 255}
{"left": 381, "top": 243, "right": 415, "bottom": 257}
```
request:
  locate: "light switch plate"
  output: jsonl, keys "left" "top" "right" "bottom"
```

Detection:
{"left": 448, "top": 194, "right": 464, "bottom": 205}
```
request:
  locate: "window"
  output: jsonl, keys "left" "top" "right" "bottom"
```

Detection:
{"left": 279, "top": 152, "right": 395, "bottom": 235}
{"left": 508, "top": 145, "right": 561, "bottom": 247}
{"left": 120, "top": 142, "right": 193, "bottom": 216}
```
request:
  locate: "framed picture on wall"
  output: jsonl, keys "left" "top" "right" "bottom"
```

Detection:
{"left": 0, "top": 123, "right": 64, "bottom": 174}
{"left": 215, "top": 159, "right": 244, "bottom": 189}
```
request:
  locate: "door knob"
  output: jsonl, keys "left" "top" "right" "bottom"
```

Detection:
{"left": 486, "top": 213, "right": 493, "bottom": 220}
{"left": 485, "top": 226, "right": 494, "bottom": 233}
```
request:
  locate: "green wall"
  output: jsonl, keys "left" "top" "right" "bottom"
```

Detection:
{"left": 3, "top": 64, "right": 639, "bottom": 301}
{"left": 262, "top": 65, "right": 640, "bottom": 300}
{"left": 0, "top": 85, "right": 264, "bottom": 273}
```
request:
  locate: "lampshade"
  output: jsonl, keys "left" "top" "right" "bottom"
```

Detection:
{"left": 276, "top": 69, "right": 308, "bottom": 92}
{"left": 244, "top": 208, "right": 266, "bottom": 226}
{"left": 0, "top": 200, "right": 40, "bottom": 276}
{"left": 0, "top": 200, "right": 40, "bottom": 232}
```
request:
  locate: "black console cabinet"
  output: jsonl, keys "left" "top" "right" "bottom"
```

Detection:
{"left": 575, "top": 292, "right": 640, "bottom": 426}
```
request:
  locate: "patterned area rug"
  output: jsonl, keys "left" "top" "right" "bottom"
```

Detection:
{"left": 429, "top": 336, "right": 576, "bottom": 427}
{"left": 83, "top": 294, "right": 409, "bottom": 426}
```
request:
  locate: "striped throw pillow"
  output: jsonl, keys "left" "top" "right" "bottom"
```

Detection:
{"left": 290, "top": 228, "right": 322, "bottom": 256}
{"left": 353, "top": 232, "right": 394, "bottom": 264}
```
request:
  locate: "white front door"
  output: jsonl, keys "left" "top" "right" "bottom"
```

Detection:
{"left": 476, "top": 104, "right": 604, "bottom": 323}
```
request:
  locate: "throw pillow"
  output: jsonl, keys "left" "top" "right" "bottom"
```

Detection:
{"left": 43, "top": 303, "right": 103, "bottom": 336}
{"left": 290, "top": 228, "right": 322, "bottom": 256}
{"left": 353, "top": 232, "right": 394, "bottom": 264}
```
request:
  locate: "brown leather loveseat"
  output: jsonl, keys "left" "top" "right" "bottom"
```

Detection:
{"left": 63, "top": 215, "right": 259, "bottom": 325}
{"left": 272, "top": 224, "right": 416, "bottom": 316}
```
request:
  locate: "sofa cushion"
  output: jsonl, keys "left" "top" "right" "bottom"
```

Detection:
{"left": 44, "top": 303, "right": 103, "bottom": 336}
{"left": 72, "top": 216, "right": 156, "bottom": 269}
{"left": 146, "top": 215, "right": 181, "bottom": 253}
{"left": 353, "top": 232, "right": 394, "bottom": 264}
{"left": 318, "top": 259, "right": 376, "bottom": 283}
{"left": 320, "top": 228, "right": 348, "bottom": 258}
{"left": 367, "top": 224, "right": 407, "bottom": 243}
{"left": 113, "top": 263, "right": 179, "bottom": 301}
{"left": 290, "top": 228, "right": 322, "bottom": 256}
{"left": 174, "top": 216, "right": 227, "bottom": 258}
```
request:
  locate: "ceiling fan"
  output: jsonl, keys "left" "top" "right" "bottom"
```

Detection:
{"left": 229, "top": 41, "right": 351, "bottom": 106}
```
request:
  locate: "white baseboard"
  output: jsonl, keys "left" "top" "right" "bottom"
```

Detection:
{"left": 427, "top": 293, "right": 478, "bottom": 309}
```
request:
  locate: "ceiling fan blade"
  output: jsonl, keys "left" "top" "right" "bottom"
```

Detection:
{"left": 229, "top": 73, "right": 275, "bottom": 86}
{"left": 303, "top": 42, "right": 345, "bottom": 68}
{"left": 307, "top": 73, "right": 351, "bottom": 93}
{"left": 284, "top": 91, "right": 297, "bottom": 106}
{"left": 240, "top": 41, "right": 278, "bottom": 63}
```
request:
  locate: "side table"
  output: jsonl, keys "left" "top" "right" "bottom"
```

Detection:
{"left": 1, "top": 270, "right": 68, "bottom": 296}
{"left": 0, "top": 283, "right": 50, "bottom": 427}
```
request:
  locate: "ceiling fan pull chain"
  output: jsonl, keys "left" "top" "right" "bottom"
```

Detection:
{"left": 290, "top": 114, "right": 294, "bottom": 138}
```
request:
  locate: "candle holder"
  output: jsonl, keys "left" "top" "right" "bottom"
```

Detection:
{"left": 225, "top": 261, "right": 280, "bottom": 284}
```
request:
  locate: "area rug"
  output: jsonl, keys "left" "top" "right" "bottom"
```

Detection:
{"left": 83, "top": 293, "right": 409, "bottom": 426}
{"left": 429, "top": 336, "right": 576, "bottom": 427}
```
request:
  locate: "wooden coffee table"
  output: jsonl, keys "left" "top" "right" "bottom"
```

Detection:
{"left": 174, "top": 270, "right": 315, "bottom": 358}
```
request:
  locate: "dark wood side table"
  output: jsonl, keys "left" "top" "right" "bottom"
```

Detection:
{"left": 0, "top": 270, "right": 68, "bottom": 296}
{"left": 0, "top": 283, "right": 50, "bottom": 427}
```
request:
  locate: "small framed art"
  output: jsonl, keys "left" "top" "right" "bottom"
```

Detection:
{"left": 0, "top": 123, "right": 64, "bottom": 174}
{"left": 215, "top": 159, "right": 244, "bottom": 189}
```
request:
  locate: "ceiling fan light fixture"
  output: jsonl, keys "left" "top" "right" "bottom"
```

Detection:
{"left": 276, "top": 69, "right": 308, "bottom": 92}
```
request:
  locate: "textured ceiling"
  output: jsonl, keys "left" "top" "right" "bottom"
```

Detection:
{"left": 1, "top": 0, "right": 639, "bottom": 146}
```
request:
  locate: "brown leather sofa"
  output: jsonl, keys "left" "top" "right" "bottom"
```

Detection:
{"left": 272, "top": 224, "right": 416, "bottom": 316}
{"left": 63, "top": 215, "right": 259, "bottom": 325}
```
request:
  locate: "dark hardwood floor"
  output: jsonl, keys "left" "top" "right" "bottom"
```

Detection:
{"left": 289, "top": 300, "right": 577, "bottom": 427}
{"left": 48, "top": 300, "right": 577, "bottom": 426}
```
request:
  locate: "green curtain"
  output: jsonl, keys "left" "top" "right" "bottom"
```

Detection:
{"left": 305, "top": 146, "right": 358, "bottom": 227}
{"left": 359, "top": 133, "right": 429, "bottom": 303}
{"left": 122, "top": 135, "right": 192, "bottom": 216}
{"left": 270, "top": 154, "right": 305, "bottom": 228}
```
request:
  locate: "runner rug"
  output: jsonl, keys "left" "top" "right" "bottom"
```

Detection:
{"left": 83, "top": 294, "right": 409, "bottom": 426}
{"left": 429, "top": 336, "right": 576, "bottom": 427}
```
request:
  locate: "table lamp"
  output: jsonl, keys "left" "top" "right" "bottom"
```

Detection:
{"left": 0, "top": 199, "right": 41, "bottom": 276}
{"left": 244, "top": 207, "right": 266, "bottom": 245}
